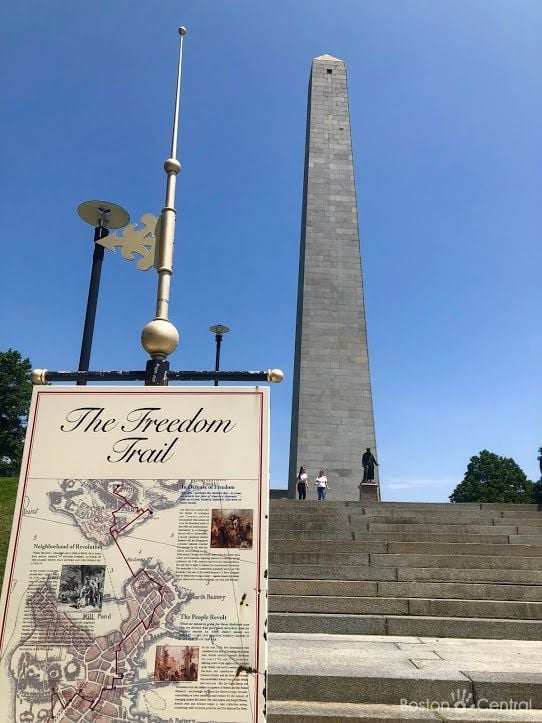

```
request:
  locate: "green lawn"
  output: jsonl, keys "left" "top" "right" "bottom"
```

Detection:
{"left": 0, "top": 477, "right": 19, "bottom": 587}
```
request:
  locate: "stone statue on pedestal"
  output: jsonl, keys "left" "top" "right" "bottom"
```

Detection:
{"left": 362, "top": 448, "right": 379, "bottom": 483}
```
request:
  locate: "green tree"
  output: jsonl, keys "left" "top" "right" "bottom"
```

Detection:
{"left": 449, "top": 449, "right": 534, "bottom": 503}
{"left": 0, "top": 349, "right": 32, "bottom": 476}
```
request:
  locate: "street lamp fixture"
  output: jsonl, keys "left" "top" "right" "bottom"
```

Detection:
{"left": 209, "top": 324, "right": 230, "bottom": 386}
{"left": 76, "top": 200, "right": 130, "bottom": 385}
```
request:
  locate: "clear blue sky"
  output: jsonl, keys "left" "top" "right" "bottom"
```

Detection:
{"left": 1, "top": 1, "right": 541, "bottom": 500}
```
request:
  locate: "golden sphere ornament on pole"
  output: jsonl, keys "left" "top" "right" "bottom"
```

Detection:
{"left": 141, "top": 319, "right": 180, "bottom": 358}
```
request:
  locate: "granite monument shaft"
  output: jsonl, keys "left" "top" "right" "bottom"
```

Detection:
{"left": 289, "top": 54, "right": 379, "bottom": 501}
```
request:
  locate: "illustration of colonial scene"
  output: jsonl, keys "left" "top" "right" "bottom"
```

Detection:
{"left": 154, "top": 646, "right": 199, "bottom": 683}
{"left": 210, "top": 509, "right": 253, "bottom": 549}
{"left": 57, "top": 565, "right": 105, "bottom": 612}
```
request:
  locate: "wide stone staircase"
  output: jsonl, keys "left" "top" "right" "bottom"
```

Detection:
{"left": 267, "top": 500, "right": 542, "bottom": 721}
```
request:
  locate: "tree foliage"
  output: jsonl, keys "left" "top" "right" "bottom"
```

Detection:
{"left": 0, "top": 349, "right": 32, "bottom": 476}
{"left": 449, "top": 450, "right": 534, "bottom": 503}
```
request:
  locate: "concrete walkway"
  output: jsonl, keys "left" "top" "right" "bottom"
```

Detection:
{"left": 270, "top": 633, "right": 542, "bottom": 675}
{"left": 268, "top": 633, "right": 542, "bottom": 720}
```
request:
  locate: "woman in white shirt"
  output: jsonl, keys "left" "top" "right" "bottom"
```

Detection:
{"left": 315, "top": 469, "right": 329, "bottom": 501}
{"left": 296, "top": 466, "right": 309, "bottom": 500}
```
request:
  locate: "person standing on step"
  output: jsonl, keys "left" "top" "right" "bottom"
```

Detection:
{"left": 296, "top": 465, "right": 309, "bottom": 500}
{"left": 315, "top": 469, "right": 329, "bottom": 501}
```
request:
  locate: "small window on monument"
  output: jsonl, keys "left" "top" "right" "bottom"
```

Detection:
{"left": 327, "top": 68, "right": 332, "bottom": 74}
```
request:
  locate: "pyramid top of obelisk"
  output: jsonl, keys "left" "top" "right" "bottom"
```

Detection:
{"left": 313, "top": 53, "right": 343, "bottom": 62}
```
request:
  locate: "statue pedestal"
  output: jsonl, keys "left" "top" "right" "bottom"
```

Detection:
{"left": 359, "top": 482, "right": 380, "bottom": 502}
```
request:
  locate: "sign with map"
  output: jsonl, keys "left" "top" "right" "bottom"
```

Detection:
{"left": 0, "top": 386, "right": 269, "bottom": 723}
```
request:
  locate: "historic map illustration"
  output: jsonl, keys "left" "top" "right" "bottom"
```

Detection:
{"left": 2, "top": 477, "right": 262, "bottom": 722}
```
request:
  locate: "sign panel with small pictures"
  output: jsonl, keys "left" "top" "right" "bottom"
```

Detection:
{"left": 0, "top": 386, "right": 269, "bottom": 723}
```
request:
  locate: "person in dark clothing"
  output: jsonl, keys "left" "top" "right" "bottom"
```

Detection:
{"left": 362, "top": 448, "right": 378, "bottom": 482}
{"left": 296, "top": 466, "right": 309, "bottom": 500}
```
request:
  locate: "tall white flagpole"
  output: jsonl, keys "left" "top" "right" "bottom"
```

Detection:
{"left": 141, "top": 27, "right": 187, "bottom": 364}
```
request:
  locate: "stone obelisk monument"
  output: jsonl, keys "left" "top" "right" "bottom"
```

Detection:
{"left": 289, "top": 54, "right": 379, "bottom": 502}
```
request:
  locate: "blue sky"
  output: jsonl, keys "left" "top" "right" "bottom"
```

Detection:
{"left": 1, "top": 1, "right": 541, "bottom": 500}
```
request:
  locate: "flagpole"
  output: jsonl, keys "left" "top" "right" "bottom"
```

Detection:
{"left": 141, "top": 27, "right": 186, "bottom": 372}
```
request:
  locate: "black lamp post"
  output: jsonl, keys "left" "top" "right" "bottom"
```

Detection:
{"left": 209, "top": 325, "right": 230, "bottom": 386}
{"left": 76, "top": 200, "right": 130, "bottom": 385}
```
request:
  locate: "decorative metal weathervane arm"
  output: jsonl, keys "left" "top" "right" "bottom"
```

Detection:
{"left": 141, "top": 27, "right": 187, "bottom": 370}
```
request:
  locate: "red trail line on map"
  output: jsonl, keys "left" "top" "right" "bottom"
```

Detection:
{"left": 48, "top": 483, "right": 165, "bottom": 721}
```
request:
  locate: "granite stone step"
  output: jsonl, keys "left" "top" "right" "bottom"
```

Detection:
{"left": 270, "top": 540, "right": 542, "bottom": 555}
{"left": 511, "top": 535, "right": 542, "bottom": 545}
{"left": 281, "top": 505, "right": 539, "bottom": 515}
{"left": 269, "top": 612, "right": 542, "bottom": 640}
{"left": 270, "top": 520, "right": 524, "bottom": 535}
{"left": 375, "top": 516, "right": 512, "bottom": 526}
{"left": 271, "top": 516, "right": 528, "bottom": 530}
{"left": 271, "top": 514, "right": 363, "bottom": 526}
{"left": 267, "top": 704, "right": 542, "bottom": 723}
{"left": 270, "top": 551, "right": 372, "bottom": 565}
{"left": 494, "top": 518, "right": 542, "bottom": 527}
{"left": 480, "top": 503, "right": 540, "bottom": 509}
{"left": 269, "top": 504, "right": 366, "bottom": 512}
{"left": 269, "top": 551, "right": 542, "bottom": 569}
{"left": 378, "top": 581, "right": 542, "bottom": 602}
{"left": 270, "top": 579, "right": 378, "bottom": 597}
{"left": 269, "top": 579, "right": 542, "bottom": 602}
{"left": 268, "top": 700, "right": 441, "bottom": 721}
{"left": 271, "top": 510, "right": 512, "bottom": 522}
{"left": 386, "top": 542, "right": 542, "bottom": 557}
{"left": 269, "top": 499, "right": 542, "bottom": 514}
{"left": 267, "top": 701, "right": 542, "bottom": 721}
{"left": 371, "top": 502, "right": 539, "bottom": 510}
{"left": 270, "top": 530, "right": 513, "bottom": 544}
{"left": 271, "top": 518, "right": 366, "bottom": 530}
{"left": 357, "top": 509, "right": 504, "bottom": 519}
{"left": 366, "top": 523, "right": 519, "bottom": 535}
{"left": 270, "top": 516, "right": 537, "bottom": 533}
{"left": 369, "top": 554, "right": 542, "bottom": 570}
{"left": 269, "top": 595, "right": 542, "bottom": 620}
{"left": 271, "top": 529, "right": 356, "bottom": 540}
{"left": 271, "top": 541, "right": 389, "bottom": 554}
{"left": 270, "top": 564, "right": 398, "bottom": 581}
{"left": 270, "top": 595, "right": 408, "bottom": 616}
{"left": 269, "top": 564, "right": 542, "bottom": 584}
{"left": 270, "top": 507, "right": 519, "bottom": 517}
{"left": 272, "top": 507, "right": 361, "bottom": 515}
{"left": 395, "top": 567, "right": 542, "bottom": 584}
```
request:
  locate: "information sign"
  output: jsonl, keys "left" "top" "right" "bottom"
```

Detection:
{"left": 0, "top": 386, "right": 269, "bottom": 722}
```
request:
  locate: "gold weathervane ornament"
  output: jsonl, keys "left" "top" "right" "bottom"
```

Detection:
{"left": 96, "top": 213, "right": 160, "bottom": 271}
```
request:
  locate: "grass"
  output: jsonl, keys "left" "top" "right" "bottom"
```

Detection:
{"left": 0, "top": 477, "right": 19, "bottom": 587}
